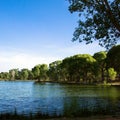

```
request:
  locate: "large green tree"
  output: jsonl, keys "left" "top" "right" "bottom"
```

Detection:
{"left": 48, "top": 60, "right": 62, "bottom": 81}
{"left": 68, "top": 0, "right": 120, "bottom": 48}
{"left": 93, "top": 51, "right": 107, "bottom": 81}
{"left": 61, "top": 54, "right": 97, "bottom": 83}
{"left": 31, "top": 64, "right": 49, "bottom": 81}
{"left": 107, "top": 45, "right": 120, "bottom": 79}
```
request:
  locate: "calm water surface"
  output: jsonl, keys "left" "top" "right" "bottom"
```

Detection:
{"left": 0, "top": 81, "right": 120, "bottom": 116}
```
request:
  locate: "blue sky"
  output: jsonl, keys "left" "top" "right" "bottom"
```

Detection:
{"left": 0, "top": 0, "right": 105, "bottom": 72}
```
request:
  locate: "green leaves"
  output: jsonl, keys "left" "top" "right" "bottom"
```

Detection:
{"left": 20, "top": 69, "right": 29, "bottom": 80}
{"left": 0, "top": 45, "right": 120, "bottom": 83}
{"left": 32, "top": 64, "right": 48, "bottom": 81}
{"left": 68, "top": 0, "right": 120, "bottom": 49}
{"left": 108, "top": 68, "right": 117, "bottom": 80}
{"left": 107, "top": 45, "right": 120, "bottom": 74}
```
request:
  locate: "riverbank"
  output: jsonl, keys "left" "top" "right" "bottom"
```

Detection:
{"left": 1, "top": 108, "right": 120, "bottom": 120}
{"left": 1, "top": 79, "right": 120, "bottom": 86}
{"left": 45, "top": 116, "right": 120, "bottom": 120}
{"left": 34, "top": 80, "right": 120, "bottom": 86}
{"left": 1, "top": 114, "right": 120, "bottom": 120}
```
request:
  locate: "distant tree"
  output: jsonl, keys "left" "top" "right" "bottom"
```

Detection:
{"left": 20, "top": 69, "right": 29, "bottom": 80}
{"left": 75, "top": 54, "right": 97, "bottom": 83}
{"left": 32, "top": 65, "right": 40, "bottom": 80}
{"left": 4, "top": 72, "right": 10, "bottom": 79}
{"left": 68, "top": 0, "right": 120, "bottom": 48}
{"left": 60, "top": 58, "right": 71, "bottom": 82}
{"left": 60, "top": 57, "right": 74, "bottom": 82}
{"left": 61, "top": 54, "right": 97, "bottom": 83}
{"left": 48, "top": 60, "right": 62, "bottom": 81}
{"left": 28, "top": 70, "right": 34, "bottom": 80}
{"left": 39, "top": 64, "right": 48, "bottom": 81}
{"left": 0, "top": 72, "right": 9, "bottom": 80}
{"left": 9, "top": 69, "right": 16, "bottom": 80}
{"left": 9, "top": 69, "right": 19, "bottom": 80}
{"left": 108, "top": 68, "right": 117, "bottom": 80}
{"left": 93, "top": 51, "right": 107, "bottom": 81}
{"left": 0, "top": 73, "right": 4, "bottom": 79}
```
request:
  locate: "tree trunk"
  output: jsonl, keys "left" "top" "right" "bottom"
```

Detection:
{"left": 101, "top": 68, "right": 105, "bottom": 82}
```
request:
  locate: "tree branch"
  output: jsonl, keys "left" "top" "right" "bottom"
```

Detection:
{"left": 103, "top": 0, "right": 120, "bottom": 32}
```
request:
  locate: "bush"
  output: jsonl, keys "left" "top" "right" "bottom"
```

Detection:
{"left": 108, "top": 68, "right": 117, "bottom": 80}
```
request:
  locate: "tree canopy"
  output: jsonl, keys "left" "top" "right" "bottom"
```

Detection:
{"left": 68, "top": 0, "right": 120, "bottom": 49}
{"left": 0, "top": 45, "right": 120, "bottom": 83}
{"left": 93, "top": 51, "right": 107, "bottom": 81}
{"left": 107, "top": 45, "right": 120, "bottom": 78}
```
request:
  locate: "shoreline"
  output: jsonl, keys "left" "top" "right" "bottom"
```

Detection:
{"left": 0, "top": 79, "right": 120, "bottom": 86}
{"left": 34, "top": 80, "right": 120, "bottom": 86}
{"left": 0, "top": 114, "right": 120, "bottom": 120}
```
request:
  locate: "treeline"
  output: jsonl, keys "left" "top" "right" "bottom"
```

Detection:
{"left": 0, "top": 45, "right": 120, "bottom": 84}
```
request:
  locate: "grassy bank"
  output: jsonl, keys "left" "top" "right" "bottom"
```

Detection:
{"left": 0, "top": 113, "right": 120, "bottom": 120}
{"left": 0, "top": 106, "right": 119, "bottom": 120}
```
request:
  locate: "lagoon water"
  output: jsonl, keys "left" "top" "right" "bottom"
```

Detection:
{"left": 0, "top": 81, "right": 120, "bottom": 116}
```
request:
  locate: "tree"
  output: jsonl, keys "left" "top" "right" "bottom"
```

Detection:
{"left": 107, "top": 45, "right": 120, "bottom": 79}
{"left": 68, "top": 0, "right": 120, "bottom": 49}
{"left": 9, "top": 69, "right": 19, "bottom": 80}
{"left": 39, "top": 64, "right": 48, "bottom": 81}
{"left": 60, "top": 57, "right": 72, "bottom": 82}
{"left": 20, "top": 69, "right": 29, "bottom": 80}
{"left": 61, "top": 54, "right": 97, "bottom": 83}
{"left": 93, "top": 51, "right": 107, "bottom": 81}
{"left": 28, "top": 70, "right": 34, "bottom": 80}
{"left": 48, "top": 60, "right": 62, "bottom": 81}
{"left": 32, "top": 65, "right": 40, "bottom": 80}
{"left": 9, "top": 69, "right": 16, "bottom": 80}
{"left": 0, "top": 72, "right": 9, "bottom": 80}
{"left": 73, "top": 54, "right": 97, "bottom": 83}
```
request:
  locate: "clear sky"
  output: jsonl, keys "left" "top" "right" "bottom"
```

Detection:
{"left": 0, "top": 0, "right": 105, "bottom": 72}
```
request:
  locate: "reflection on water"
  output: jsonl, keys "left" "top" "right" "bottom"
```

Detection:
{"left": 0, "top": 81, "right": 120, "bottom": 116}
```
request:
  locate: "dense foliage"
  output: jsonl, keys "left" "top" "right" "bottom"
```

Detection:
{"left": 0, "top": 45, "right": 120, "bottom": 83}
{"left": 107, "top": 44, "right": 120, "bottom": 80}
{"left": 68, "top": 0, "right": 120, "bottom": 49}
